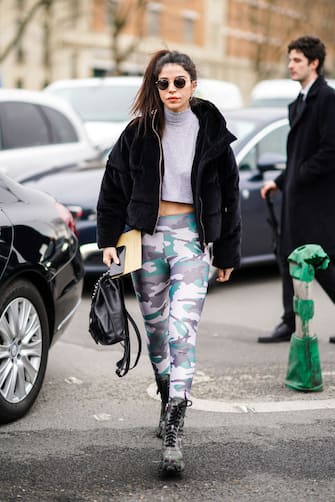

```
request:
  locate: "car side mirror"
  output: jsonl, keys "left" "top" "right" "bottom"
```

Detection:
{"left": 257, "top": 153, "right": 286, "bottom": 172}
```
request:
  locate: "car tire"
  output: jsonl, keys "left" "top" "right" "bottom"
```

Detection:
{"left": 0, "top": 279, "right": 49, "bottom": 424}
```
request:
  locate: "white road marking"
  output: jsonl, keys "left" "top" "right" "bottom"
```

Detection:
{"left": 93, "top": 413, "right": 112, "bottom": 421}
{"left": 64, "top": 376, "right": 83, "bottom": 385}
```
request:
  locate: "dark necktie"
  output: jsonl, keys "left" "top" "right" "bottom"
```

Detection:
{"left": 295, "top": 92, "right": 304, "bottom": 116}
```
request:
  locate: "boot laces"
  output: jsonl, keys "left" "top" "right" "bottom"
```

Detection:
{"left": 164, "top": 400, "right": 191, "bottom": 447}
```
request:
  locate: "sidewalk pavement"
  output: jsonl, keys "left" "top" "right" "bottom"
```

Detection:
{"left": 189, "top": 318, "right": 335, "bottom": 413}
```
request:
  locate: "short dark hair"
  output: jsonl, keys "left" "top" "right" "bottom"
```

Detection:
{"left": 288, "top": 36, "right": 326, "bottom": 75}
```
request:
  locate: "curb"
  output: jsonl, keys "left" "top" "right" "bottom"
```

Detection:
{"left": 147, "top": 383, "right": 335, "bottom": 414}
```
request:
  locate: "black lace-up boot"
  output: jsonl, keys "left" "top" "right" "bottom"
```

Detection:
{"left": 155, "top": 374, "right": 170, "bottom": 439}
{"left": 160, "top": 397, "right": 190, "bottom": 474}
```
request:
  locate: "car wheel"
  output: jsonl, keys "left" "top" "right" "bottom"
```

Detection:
{"left": 0, "top": 280, "right": 49, "bottom": 424}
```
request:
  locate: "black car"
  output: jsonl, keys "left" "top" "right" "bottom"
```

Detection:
{"left": 23, "top": 108, "right": 288, "bottom": 281}
{"left": 0, "top": 174, "right": 84, "bottom": 423}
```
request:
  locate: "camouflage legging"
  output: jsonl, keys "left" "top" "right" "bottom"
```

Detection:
{"left": 132, "top": 213, "right": 210, "bottom": 399}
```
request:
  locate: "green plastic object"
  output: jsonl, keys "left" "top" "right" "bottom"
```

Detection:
{"left": 288, "top": 244, "right": 330, "bottom": 282}
{"left": 285, "top": 244, "right": 329, "bottom": 392}
{"left": 293, "top": 296, "right": 314, "bottom": 322}
{"left": 285, "top": 334, "right": 323, "bottom": 392}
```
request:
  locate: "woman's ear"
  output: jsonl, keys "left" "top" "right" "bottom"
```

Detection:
{"left": 192, "top": 80, "right": 198, "bottom": 94}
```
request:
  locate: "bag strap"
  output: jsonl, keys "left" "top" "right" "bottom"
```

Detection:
{"left": 115, "top": 279, "right": 142, "bottom": 378}
{"left": 115, "top": 310, "right": 142, "bottom": 377}
{"left": 126, "top": 310, "right": 142, "bottom": 368}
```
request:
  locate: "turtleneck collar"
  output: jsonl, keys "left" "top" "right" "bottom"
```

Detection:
{"left": 164, "top": 106, "right": 193, "bottom": 125}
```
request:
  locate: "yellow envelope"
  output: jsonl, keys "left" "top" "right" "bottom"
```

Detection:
{"left": 116, "top": 229, "right": 142, "bottom": 275}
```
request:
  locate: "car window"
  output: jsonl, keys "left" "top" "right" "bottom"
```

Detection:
{"left": 41, "top": 105, "right": 78, "bottom": 143}
{"left": 50, "top": 86, "right": 138, "bottom": 122}
{"left": 258, "top": 123, "right": 289, "bottom": 157}
{"left": 239, "top": 123, "right": 289, "bottom": 171}
{"left": 0, "top": 102, "right": 50, "bottom": 150}
{"left": 239, "top": 146, "right": 257, "bottom": 171}
{"left": 227, "top": 118, "right": 258, "bottom": 149}
{"left": 251, "top": 98, "right": 294, "bottom": 107}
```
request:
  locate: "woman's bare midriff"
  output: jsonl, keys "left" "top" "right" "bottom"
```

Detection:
{"left": 159, "top": 200, "right": 194, "bottom": 216}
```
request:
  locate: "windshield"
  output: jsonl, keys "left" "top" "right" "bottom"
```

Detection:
{"left": 251, "top": 97, "right": 294, "bottom": 107}
{"left": 50, "top": 85, "right": 139, "bottom": 122}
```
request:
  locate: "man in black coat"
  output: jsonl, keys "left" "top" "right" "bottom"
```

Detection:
{"left": 258, "top": 36, "right": 335, "bottom": 343}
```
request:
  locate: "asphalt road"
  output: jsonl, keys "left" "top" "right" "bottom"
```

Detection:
{"left": 1, "top": 266, "right": 335, "bottom": 501}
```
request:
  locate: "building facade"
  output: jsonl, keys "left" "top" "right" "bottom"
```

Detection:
{"left": 0, "top": 0, "right": 334, "bottom": 100}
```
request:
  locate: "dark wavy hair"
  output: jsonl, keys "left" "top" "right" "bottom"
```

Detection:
{"left": 288, "top": 36, "right": 326, "bottom": 75}
{"left": 132, "top": 50, "right": 197, "bottom": 135}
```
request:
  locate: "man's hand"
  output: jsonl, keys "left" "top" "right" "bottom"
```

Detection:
{"left": 260, "top": 180, "right": 278, "bottom": 200}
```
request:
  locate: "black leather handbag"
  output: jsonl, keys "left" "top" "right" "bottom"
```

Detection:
{"left": 89, "top": 272, "right": 141, "bottom": 377}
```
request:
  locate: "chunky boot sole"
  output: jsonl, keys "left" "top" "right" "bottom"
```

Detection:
{"left": 160, "top": 440, "right": 185, "bottom": 474}
{"left": 159, "top": 456, "right": 185, "bottom": 474}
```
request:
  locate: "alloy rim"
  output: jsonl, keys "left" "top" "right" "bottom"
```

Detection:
{"left": 0, "top": 298, "right": 42, "bottom": 403}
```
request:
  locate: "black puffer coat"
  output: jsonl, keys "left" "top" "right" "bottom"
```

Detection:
{"left": 275, "top": 77, "right": 335, "bottom": 257}
{"left": 97, "top": 98, "right": 241, "bottom": 269}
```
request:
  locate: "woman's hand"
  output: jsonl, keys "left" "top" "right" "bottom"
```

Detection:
{"left": 216, "top": 268, "right": 234, "bottom": 283}
{"left": 103, "top": 247, "right": 119, "bottom": 268}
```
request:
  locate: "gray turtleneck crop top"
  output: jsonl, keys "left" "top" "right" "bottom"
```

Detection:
{"left": 161, "top": 107, "right": 199, "bottom": 204}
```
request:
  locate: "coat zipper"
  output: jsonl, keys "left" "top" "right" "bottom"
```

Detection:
{"left": 151, "top": 110, "right": 163, "bottom": 232}
{"left": 199, "top": 196, "right": 206, "bottom": 246}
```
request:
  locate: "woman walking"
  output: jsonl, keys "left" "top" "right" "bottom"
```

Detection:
{"left": 97, "top": 49, "right": 241, "bottom": 473}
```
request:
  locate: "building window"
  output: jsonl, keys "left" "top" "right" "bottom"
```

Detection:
{"left": 42, "top": 21, "right": 50, "bottom": 67}
{"left": 183, "top": 18, "right": 195, "bottom": 43}
{"left": 15, "top": 21, "right": 25, "bottom": 63}
{"left": 106, "top": 0, "right": 119, "bottom": 26}
{"left": 16, "top": 45, "right": 25, "bottom": 64}
{"left": 147, "top": 3, "right": 161, "bottom": 36}
{"left": 182, "top": 10, "right": 198, "bottom": 44}
{"left": 70, "top": 0, "right": 79, "bottom": 26}
{"left": 92, "top": 68, "right": 107, "bottom": 77}
{"left": 15, "top": 78, "right": 23, "bottom": 89}
{"left": 71, "top": 51, "right": 78, "bottom": 78}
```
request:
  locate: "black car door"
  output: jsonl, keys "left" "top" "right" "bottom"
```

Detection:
{"left": 0, "top": 208, "right": 13, "bottom": 281}
{"left": 0, "top": 177, "right": 19, "bottom": 279}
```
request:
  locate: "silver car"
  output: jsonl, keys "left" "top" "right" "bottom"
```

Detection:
{"left": 0, "top": 88, "right": 100, "bottom": 182}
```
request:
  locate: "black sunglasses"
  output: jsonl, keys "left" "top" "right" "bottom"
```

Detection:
{"left": 155, "top": 77, "right": 189, "bottom": 91}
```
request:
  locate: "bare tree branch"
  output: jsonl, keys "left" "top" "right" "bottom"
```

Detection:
{"left": 0, "top": 0, "right": 53, "bottom": 63}
{"left": 246, "top": 0, "right": 335, "bottom": 80}
{"left": 107, "top": 0, "right": 148, "bottom": 75}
